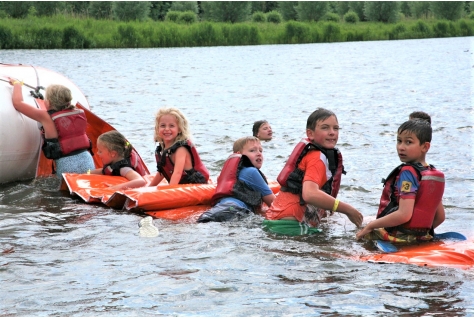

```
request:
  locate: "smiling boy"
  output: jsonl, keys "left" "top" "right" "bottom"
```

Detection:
{"left": 197, "top": 136, "right": 275, "bottom": 223}
{"left": 356, "top": 119, "right": 446, "bottom": 242}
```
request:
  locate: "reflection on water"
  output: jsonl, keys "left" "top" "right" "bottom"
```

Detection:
{"left": 1, "top": 37, "right": 474, "bottom": 316}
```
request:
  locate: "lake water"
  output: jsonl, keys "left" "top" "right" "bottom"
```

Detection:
{"left": 1, "top": 36, "right": 473, "bottom": 316}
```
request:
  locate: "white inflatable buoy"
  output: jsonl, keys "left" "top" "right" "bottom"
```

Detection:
{"left": 0, "top": 63, "right": 90, "bottom": 184}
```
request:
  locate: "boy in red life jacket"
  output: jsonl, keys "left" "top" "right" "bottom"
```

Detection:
{"left": 263, "top": 108, "right": 363, "bottom": 236}
{"left": 356, "top": 119, "right": 446, "bottom": 243}
{"left": 197, "top": 136, "right": 275, "bottom": 223}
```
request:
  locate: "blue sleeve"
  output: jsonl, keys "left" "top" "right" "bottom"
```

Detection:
{"left": 238, "top": 167, "right": 273, "bottom": 197}
{"left": 396, "top": 168, "right": 419, "bottom": 198}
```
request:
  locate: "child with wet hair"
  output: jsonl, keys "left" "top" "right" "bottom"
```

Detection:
{"left": 197, "top": 136, "right": 275, "bottom": 223}
{"left": 409, "top": 111, "right": 431, "bottom": 124}
{"left": 90, "top": 130, "right": 146, "bottom": 190}
{"left": 263, "top": 108, "right": 363, "bottom": 236}
{"left": 356, "top": 119, "right": 445, "bottom": 243}
{"left": 252, "top": 120, "right": 273, "bottom": 141}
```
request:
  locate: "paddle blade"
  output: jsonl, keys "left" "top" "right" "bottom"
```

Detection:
{"left": 374, "top": 240, "right": 398, "bottom": 253}
{"left": 434, "top": 232, "right": 467, "bottom": 241}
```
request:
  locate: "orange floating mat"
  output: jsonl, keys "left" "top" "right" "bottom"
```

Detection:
{"left": 117, "top": 180, "right": 281, "bottom": 212}
{"left": 361, "top": 240, "right": 474, "bottom": 269}
{"left": 61, "top": 172, "right": 281, "bottom": 213}
{"left": 146, "top": 205, "right": 212, "bottom": 221}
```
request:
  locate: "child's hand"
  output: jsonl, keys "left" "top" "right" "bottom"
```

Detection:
{"left": 346, "top": 208, "right": 363, "bottom": 228}
{"left": 355, "top": 224, "right": 372, "bottom": 240}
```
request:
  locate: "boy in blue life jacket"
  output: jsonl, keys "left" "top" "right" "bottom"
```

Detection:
{"left": 356, "top": 119, "right": 445, "bottom": 243}
{"left": 197, "top": 136, "right": 275, "bottom": 223}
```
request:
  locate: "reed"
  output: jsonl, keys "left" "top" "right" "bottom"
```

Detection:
{"left": 1, "top": 16, "right": 473, "bottom": 49}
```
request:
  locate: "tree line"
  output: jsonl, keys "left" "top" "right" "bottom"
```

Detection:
{"left": 1, "top": 1, "right": 472, "bottom": 23}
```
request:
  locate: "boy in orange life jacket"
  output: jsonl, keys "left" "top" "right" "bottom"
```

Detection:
{"left": 263, "top": 108, "right": 363, "bottom": 236}
{"left": 356, "top": 119, "right": 445, "bottom": 243}
{"left": 197, "top": 136, "right": 275, "bottom": 223}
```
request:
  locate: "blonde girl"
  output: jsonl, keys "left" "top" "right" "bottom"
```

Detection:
{"left": 90, "top": 130, "right": 146, "bottom": 190}
{"left": 148, "top": 107, "right": 209, "bottom": 187}
{"left": 9, "top": 79, "right": 94, "bottom": 178}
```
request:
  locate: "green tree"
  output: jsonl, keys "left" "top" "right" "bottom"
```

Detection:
{"left": 112, "top": 1, "right": 150, "bottom": 21}
{"left": 364, "top": 1, "right": 400, "bottom": 23}
{"left": 295, "top": 1, "right": 328, "bottom": 22}
{"left": 431, "top": 1, "right": 464, "bottom": 21}
{"left": 0, "top": 1, "right": 33, "bottom": 18}
{"left": 33, "top": 1, "right": 67, "bottom": 17}
{"left": 88, "top": 1, "right": 113, "bottom": 19}
{"left": 170, "top": 1, "right": 198, "bottom": 13}
{"left": 251, "top": 1, "right": 278, "bottom": 13}
{"left": 201, "top": 1, "right": 251, "bottom": 23}
{"left": 66, "top": 1, "right": 91, "bottom": 16}
{"left": 277, "top": 1, "right": 298, "bottom": 21}
{"left": 410, "top": 1, "right": 431, "bottom": 19}
{"left": 149, "top": 1, "right": 172, "bottom": 21}
{"left": 348, "top": 1, "right": 366, "bottom": 21}
{"left": 336, "top": 1, "right": 351, "bottom": 16}
{"left": 400, "top": 1, "right": 411, "bottom": 17}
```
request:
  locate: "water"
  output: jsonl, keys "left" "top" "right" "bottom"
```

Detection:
{"left": 1, "top": 37, "right": 474, "bottom": 316}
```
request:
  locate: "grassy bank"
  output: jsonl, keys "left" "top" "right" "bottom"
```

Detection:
{"left": 1, "top": 15, "right": 473, "bottom": 49}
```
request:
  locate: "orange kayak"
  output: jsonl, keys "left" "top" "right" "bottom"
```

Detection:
{"left": 360, "top": 240, "right": 474, "bottom": 269}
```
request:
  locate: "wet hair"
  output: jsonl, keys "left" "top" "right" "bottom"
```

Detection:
{"left": 45, "top": 84, "right": 74, "bottom": 111}
{"left": 252, "top": 120, "right": 268, "bottom": 137}
{"left": 98, "top": 130, "right": 132, "bottom": 158}
{"left": 398, "top": 119, "right": 432, "bottom": 144}
{"left": 409, "top": 111, "right": 431, "bottom": 124}
{"left": 154, "top": 107, "right": 190, "bottom": 145}
{"left": 233, "top": 136, "right": 261, "bottom": 153}
{"left": 306, "top": 108, "right": 338, "bottom": 130}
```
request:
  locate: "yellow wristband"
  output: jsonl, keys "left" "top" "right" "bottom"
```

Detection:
{"left": 332, "top": 199, "right": 339, "bottom": 212}
{"left": 13, "top": 81, "right": 23, "bottom": 86}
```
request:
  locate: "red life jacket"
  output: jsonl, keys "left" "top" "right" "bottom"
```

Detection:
{"left": 211, "top": 153, "right": 268, "bottom": 209}
{"left": 277, "top": 138, "right": 344, "bottom": 200}
{"left": 42, "top": 109, "right": 91, "bottom": 160}
{"left": 155, "top": 140, "right": 209, "bottom": 184}
{"left": 103, "top": 149, "right": 148, "bottom": 176}
{"left": 377, "top": 163, "right": 445, "bottom": 234}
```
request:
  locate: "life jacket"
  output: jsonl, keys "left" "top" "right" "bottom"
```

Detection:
{"left": 102, "top": 149, "right": 148, "bottom": 176}
{"left": 42, "top": 109, "right": 91, "bottom": 160}
{"left": 211, "top": 153, "right": 268, "bottom": 210}
{"left": 277, "top": 138, "right": 344, "bottom": 201}
{"left": 377, "top": 163, "right": 445, "bottom": 235}
{"left": 155, "top": 140, "right": 209, "bottom": 184}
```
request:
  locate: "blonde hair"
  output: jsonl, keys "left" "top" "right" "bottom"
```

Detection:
{"left": 98, "top": 130, "right": 132, "bottom": 158}
{"left": 154, "top": 107, "right": 190, "bottom": 145}
{"left": 45, "top": 84, "right": 74, "bottom": 111}
{"left": 233, "top": 136, "right": 261, "bottom": 153}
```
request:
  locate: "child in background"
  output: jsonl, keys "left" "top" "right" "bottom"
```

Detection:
{"left": 356, "top": 119, "right": 445, "bottom": 243}
{"left": 9, "top": 79, "right": 95, "bottom": 178}
{"left": 148, "top": 107, "right": 209, "bottom": 187}
{"left": 263, "top": 108, "right": 363, "bottom": 236}
{"left": 409, "top": 111, "right": 431, "bottom": 124}
{"left": 252, "top": 120, "right": 273, "bottom": 141}
{"left": 197, "top": 136, "right": 275, "bottom": 223}
{"left": 89, "top": 130, "right": 146, "bottom": 190}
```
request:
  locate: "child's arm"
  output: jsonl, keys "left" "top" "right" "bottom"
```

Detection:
{"left": 168, "top": 147, "right": 189, "bottom": 185}
{"left": 355, "top": 198, "right": 415, "bottom": 240}
{"left": 109, "top": 170, "right": 146, "bottom": 190}
{"left": 302, "top": 180, "right": 363, "bottom": 227}
{"left": 432, "top": 201, "right": 445, "bottom": 229}
{"left": 262, "top": 193, "right": 275, "bottom": 207}
{"left": 148, "top": 172, "right": 164, "bottom": 186}
{"left": 89, "top": 168, "right": 103, "bottom": 175}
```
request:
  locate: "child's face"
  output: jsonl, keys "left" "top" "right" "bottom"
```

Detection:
{"left": 257, "top": 123, "right": 273, "bottom": 141}
{"left": 239, "top": 141, "right": 264, "bottom": 169}
{"left": 97, "top": 141, "right": 115, "bottom": 165}
{"left": 158, "top": 114, "right": 180, "bottom": 146}
{"left": 397, "top": 130, "right": 429, "bottom": 163}
{"left": 306, "top": 115, "right": 339, "bottom": 149}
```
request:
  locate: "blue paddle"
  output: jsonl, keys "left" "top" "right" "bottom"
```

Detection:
{"left": 374, "top": 231, "right": 467, "bottom": 253}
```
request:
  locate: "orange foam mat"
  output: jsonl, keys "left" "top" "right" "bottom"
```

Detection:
{"left": 119, "top": 180, "right": 281, "bottom": 212}
{"left": 361, "top": 240, "right": 474, "bottom": 269}
{"left": 146, "top": 205, "right": 212, "bottom": 221}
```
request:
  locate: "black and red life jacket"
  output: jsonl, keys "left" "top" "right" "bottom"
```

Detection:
{"left": 277, "top": 138, "right": 344, "bottom": 201}
{"left": 42, "top": 109, "right": 91, "bottom": 160}
{"left": 102, "top": 149, "right": 148, "bottom": 176}
{"left": 155, "top": 140, "right": 209, "bottom": 184}
{"left": 211, "top": 153, "right": 268, "bottom": 210}
{"left": 377, "top": 163, "right": 445, "bottom": 235}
